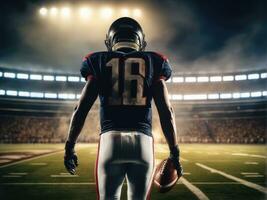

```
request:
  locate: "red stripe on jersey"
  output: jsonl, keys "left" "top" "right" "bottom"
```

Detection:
{"left": 82, "top": 52, "right": 94, "bottom": 62}
{"left": 155, "top": 52, "right": 168, "bottom": 61}
{"left": 86, "top": 75, "right": 96, "bottom": 81}
{"left": 95, "top": 140, "right": 100, "bottom": 200}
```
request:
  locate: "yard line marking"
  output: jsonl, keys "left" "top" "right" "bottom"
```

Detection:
{"left": 29, "top": 162, "right": 47, "bottom": 166}
{"left": 244, "top": 175, "right": 264, "bottom": 178}
{"left": 196, "top": 163, "right": 267, "bottom": 194}
{"left": 183, "top": 172, "right": 191, "bottom": 175}
{"left": 180, "top": 177, "right": 210, "bottom": 200}
{"left": 1, "top": 181, "right": 266, "bottom": 186}
{"left": 0, "top": 150, "right": 64, "bottom": 169}
{"left": 2, "top": 175, "right": 21, "bottom": 178}
{"left": 241, "top": 172, "right": 259, "bottom": 175}
{"left": 50, "top": 174, "right": 79, "bottom": 178}
{"left": 9, "top": 173, "right": 28, "bottom": 175}
{"left": 231, "top": 153, "right": 266, "bottom": 158}
{"left": 244, "top": 162, "right": 258, "bottom": 165}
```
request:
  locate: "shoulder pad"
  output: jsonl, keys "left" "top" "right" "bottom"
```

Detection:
{"left": 82, "top": 52, "right": 95, "bottom": 61}
{"left": 154, "top": 52, "right": 168, "bottom": 61}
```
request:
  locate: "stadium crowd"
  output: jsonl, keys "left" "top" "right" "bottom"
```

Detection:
{"left": 0, "top": 115, "right": 265, "bottom": 144}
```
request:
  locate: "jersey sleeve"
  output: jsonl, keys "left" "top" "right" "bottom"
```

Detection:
{"left": 80, "top": 53, "right": 97, "bottom": 81}
{"left": 153, "top": 52, "right": 172, "bottom": 82}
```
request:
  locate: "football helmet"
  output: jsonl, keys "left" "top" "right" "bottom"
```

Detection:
{"left": 105, "top": 17, "right": 147, "bottom": 51}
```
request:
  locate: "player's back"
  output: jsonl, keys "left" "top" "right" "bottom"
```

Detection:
{"left": 80, "top": 50, "right": 172, "bottom": 136}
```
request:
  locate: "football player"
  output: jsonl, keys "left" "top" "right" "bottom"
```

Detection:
{"left": 64, "top": 17, "right": 183, "bottom": 200}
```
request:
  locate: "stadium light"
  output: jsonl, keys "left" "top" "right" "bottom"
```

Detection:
{"left": 235, "top": 74, "right": 247, "bottom": 81}
{"left": 208, "top": 94, "right": 219, "bottom": 99}
{"left": 17, "top": 73, "right": 29, "bottom": 79}
{"left": 61, "top": 7, "right": 71, "bottom": 18}
{"left": 210, "top": 76, "right": 222, "bottom": 82}
{"left": 68, "top": 76, "right": 80, "bottom": 82}
{"left": 248, "top": 73, "right": 259, "bottom": 80}
{"left": 100, "top": 7, "right": 113, "bottom": 18}
{"left": 79, "top": 7, "right": 92, "bottom": 18}
{"left": 232, "top": 93, "right": 240, "bottom": 99}
{"left": 223, "top": 75, "right": 234, "bottom": 81}
{"left": 172, "top": 94, "right": 183, "bottom": 100}
{"left": 121, "top": 8, "right": 130, "bottom": 16}
{"left": 80, "top": 77, "right": 86, "bottom": 82}
{"left": 251, "top": 91, "right": 262, "bottom": 97}
{"left": 50, "top": 7, "right": 58, "bottom": 16}
{"left": 56, "top": 76, "right": 67, "bottom": 82}
{"left": 58, "top": 93, "right": 76, "bottom": 99}
{"left": 0, "top": 72, "right": 2, "bottom": 77}
{"left": 39, "top": 7, "right": 48, "bottom": 16}
{"left": 220, "top": 93, "right": 232, "bottom": 99}
{"left": 76, "top": 94, "right": 81, "bottom": 99}
{"left": 18, "top": 91, "right": 30, "bottom": 97}
{"left": 30, "top": 74, "right": 42, "bottom": 80}
{"left": 172, "top": 76, "right": 184, "bottom": 83}
{"left": 30, "top": 92, "right": 44, "bottom": 98}
{"left": 185, "top": 77, "right": 196, "bottom": 83}
{"left": 197, "top": 76, "right": 209, "bottom": 82}
{"left": 6, "top": 90, "right": 17, "bottom": 96}
{"left": 262, "top": 91, "right": 267, "bottom": 96}
{"left": 133, "top": 9, "right": 142, "bottom": 18}
{"left": 240, "top": 92, "right": 250, "bottom": 98}
{"left": 4, "top": 72, "right": 16, "bottom": 78}
{"left": 183, "top": 94, "right": 207, "bottom": 100}
{"left": 43, "top": 75, "right": 55, "bottom": 81}
{"left": 261, "top": 72, "right": 267, "bottom": 79}
{"left": 0, "top": 90, "right": 5, "bottom": 95}
{"left": 45, "top": 93, "right": 57, "bottom": 98}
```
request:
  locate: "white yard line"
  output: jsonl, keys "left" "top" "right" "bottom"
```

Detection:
{"left": 29, "top": 162, "right": 48, "bottom": 166}
{"left": 244, "top": 175, "right": 264, "bottom": 178}
{"left": 9, "top": 173, "right": 28, "bottom": 175}
{"left": 0, "top": 150, "right": 64, "bottom": 169}
{"left": 180, "top": 177, "right": 210, "bottom": 200}
{"left": 231, "top": 153, "right": 266, "bottom": 159}
{"left": 244, "top": 162, "right": 258, "bottom": 165}
{"left": 241, "top": 172, "right": 259, "bottom": 175}
{"left": 2, "top": 175, "right": 21, "bottom": 178}
{"left": 50, "top": 174, "right": 79, "bottom": 178}
{"left": 196, "top": 163, "right": 267, "bottom": 194}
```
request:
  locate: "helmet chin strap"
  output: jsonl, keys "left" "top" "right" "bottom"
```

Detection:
{"left": 112, "top": 42, "right": 140, "bottom": 51}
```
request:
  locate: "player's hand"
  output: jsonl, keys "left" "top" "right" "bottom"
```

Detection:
{"left": 169, "top": 145, "right": 183, "bottom": 177}
{"left": 64, "top": 141, "right": 78, "bottom": 175}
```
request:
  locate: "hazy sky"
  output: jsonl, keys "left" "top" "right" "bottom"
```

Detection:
{"left": 0, "top": 0, "right": 266, "bottom": 73}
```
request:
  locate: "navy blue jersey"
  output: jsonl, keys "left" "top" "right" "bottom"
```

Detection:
{"left": 80, "top": 51, "right": 172, "bottom": 136}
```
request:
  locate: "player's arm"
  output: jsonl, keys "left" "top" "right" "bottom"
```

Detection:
{"left": 64, "top": 78, "right": 98, "bottom": 174}
{"left": 152, "top": 79, "right": 183, "bottom": 176}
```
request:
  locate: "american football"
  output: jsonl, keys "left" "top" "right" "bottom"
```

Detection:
{"left": 154, "top": 158, "right": 180, "bottom": 193}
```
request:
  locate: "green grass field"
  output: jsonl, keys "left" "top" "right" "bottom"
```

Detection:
{"left": 0, "top": 144, "right": 266, "bottom": 200}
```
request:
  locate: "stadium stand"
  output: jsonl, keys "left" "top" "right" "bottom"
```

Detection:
{"left": 0, "top": 66, "right": 266, "bottom": 144}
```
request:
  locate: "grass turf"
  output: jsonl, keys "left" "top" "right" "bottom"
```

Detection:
{"left": 0, "top": 144, "right": 266, "bottom": 200}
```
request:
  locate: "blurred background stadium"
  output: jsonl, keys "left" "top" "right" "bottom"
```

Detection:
{"left": 0, "top": 0, "right": 266, "bottom": 200}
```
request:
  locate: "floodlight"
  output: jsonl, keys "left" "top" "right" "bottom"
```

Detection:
{"left": 133, "top": 9, "right": 142, "bottom": 17}
{"left": 100, "top": 7, "right": 113, "bottom": 18}
{"left": 39, "top": 7, "right": 48, "bottom": 16}
{"left": 248, "top": 73, "right": 259, "bottom": 80}
{"left": 17, "top": 73, "right": 29, "bottom": 79}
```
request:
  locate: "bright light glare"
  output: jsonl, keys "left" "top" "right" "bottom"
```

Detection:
{"left": 0, "top": 90, "right": 5, "bottom": 95}
{"left": 4, "top": 72, "right": 16, "bottom": 78}
{"left": 172, "top": 77, "right": 184, "bottom": 83}
{"left": 17, "top": 73, "right": 29, "bottom": 79}
{"left": 183, "top": 94, "right": 207, "bottom": 100}
{"left": 261, "top": 72, "right": 267, "bottom": 79}
{"left": 251, "top": 91, "right": 262, "bottom": 97}
{"left": 100, "top": 7, "right": 113, "bottom": 18}
{"left": 56, "top": 76, "right": 67, "bottom": 82}
{"left": 235, "top": 74, "right": 247, "bottom": 81}
{"left": 240, "top": 92, "right": 250, "bottom": 98}
{"left": 185, "top": 77, "right": 196, "bottom": 83}
{"left": 68, "top": 76, "right": 80, "bottom": 82}
{"left": 61, "top": 7, "right": 71, "bottom": 18}
{"left": 208, "top": 94, "right": 219, "bottom": 99}
{"left": 0, "top": 72, "right": 2, "bottom": 77}
{"left": 45, "top": 93, "right": 57, "bottom": 98}
{"left": 50, "top": 7, "right": 58, "bottom": 16}
{"left": 223, "top": 75, "right": 234, "bottom": 81}
{"left": 76, "top": 94, "right": 82, "bottom": 99}
{"left": 30, "top": 74, "right": 42, "bottom": 80}
{"left": 233, "top": 93, "right": 240, "bottom": 99}
{"left": 262, "top": 91, "right": 267, "bottom": 96}
{"left": 43, "top": 75, "right": 54, "bottom": 81}
{"left": 30, "top": 92, "right": 44, "bottom": 98}
{"left": 172, "top": 94, "right": 183, "bottom": 100}
{"left": 121, "top": 8, "right": 130, "bottom": 16}
{"left": 220, "top": 93, "right": 232, "bottom": 99}
{"left": 39, "top": 7, "right": 48, "bottom": 16}
{"left": 79, "top": 7, "right": 92, "bottom": 18}
{"left": 210, "top": 76, "right": 222, "bottom": 82}
{"left": 19, "top": 91, "right": 30, "bottom": 97}
{"left": 197, "top": 76, "right": 209, "bottom": 82}
{"left": 133, "top": 9, "right": 142, "bottom": 17}
{"left": 58, "top": 93, "right": 75, "bottom": 99}
{"left": 248, "top": 73, "right": 259, "bottom": 80}
{"left": 6, "top": 90, "right": 17, "bottom": 96}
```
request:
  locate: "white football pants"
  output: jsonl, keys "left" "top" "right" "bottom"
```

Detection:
{"left": 95, "top": 131, "right": 155, "bottom": 200}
